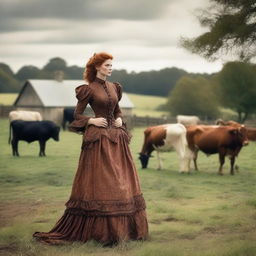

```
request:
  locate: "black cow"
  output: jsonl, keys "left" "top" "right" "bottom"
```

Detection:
{"left": 62, "top": 108, "right": 75, "bottom": 130}
{"left": 9, "top": 120, "right": 60, "bottom": 157}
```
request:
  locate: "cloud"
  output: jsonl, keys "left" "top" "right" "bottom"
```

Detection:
{"left": 0, "top": 0, "right": 222, "bottom": 74}
{"left": 0, "top": 0, "right": 209, "bottom": 45}
{"left": 0, "top": 5, "right": 204, "bottom": 47}
{"left": 0, "top": 0, "right": 172, "bottom": 32}
{"left": 0, "top": 40, "right": 223, "bottom": 74}
{"left": 0, "top": 16, "right": 182, "bottom": 46}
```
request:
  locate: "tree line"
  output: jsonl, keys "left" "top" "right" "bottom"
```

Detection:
{"left": 0, "top": 57, "right": 209, "bottom": 96}
{"left": 1, "top": 58, "right": 256, "bottom": 122}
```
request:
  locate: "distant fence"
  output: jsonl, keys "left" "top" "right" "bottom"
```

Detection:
{"left": 124, "top": 115, "right": 251, "bottom": 129}
{"left": 0, "top": 105, "right": 16, "bottom": 118}
{"left": 125, "top": 115, "right": 176, "bottom": 128}
{"left": 1, "top": 105, "right": 256, "bottom": 128}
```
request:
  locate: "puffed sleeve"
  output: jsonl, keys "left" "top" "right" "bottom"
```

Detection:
{"left": 68, "top": 84, "right": 92, "bottom": 134}
{"left": 113, "top": 82, "right": 123, "bottom": 120}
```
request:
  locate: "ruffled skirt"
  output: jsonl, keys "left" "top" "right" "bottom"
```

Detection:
{"left": 33, "top": 126, "right": 148, "bottom": 245}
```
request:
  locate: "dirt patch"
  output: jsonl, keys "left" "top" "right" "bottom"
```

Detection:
{"left": 203, "top": 226, "right": 218, "bottom": 233}
{"left": 186, "top": 219, "right": 202, "bottom": 224}
{"left": 178, "top": 233, "right": 197, "bottom": 240}
{"left": 0, "top": 200, "right": 63, "bottom": 227}
{"left": 149, "top": 219, "right": 162, "bottom": 224}
{"left": 0, "top": 243, "right": 18, "bottom": 254}
{"left": 33, "top": 219, "right": 51, "bottom": 223}
{"left": 0, "top": 201, "right": 37, "bottom": 227}
{"left": 163, "top": 216, "right": 179, "bottom": 222}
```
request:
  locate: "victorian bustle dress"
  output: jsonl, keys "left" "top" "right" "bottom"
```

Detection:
{"left": 33, "top": 77, "right": 148, "bottom": 244}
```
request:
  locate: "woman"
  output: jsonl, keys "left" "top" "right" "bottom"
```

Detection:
{"left": 33, "top": 52, "right": 148, "bottom": 245}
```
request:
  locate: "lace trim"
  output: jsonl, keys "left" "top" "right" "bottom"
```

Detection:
{"left": 65, "top": 194, "right": 146, "bottom": 216}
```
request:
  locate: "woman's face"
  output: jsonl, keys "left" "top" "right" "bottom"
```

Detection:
{"left": 96, "top": 59, "right": 112, "bottom": 77}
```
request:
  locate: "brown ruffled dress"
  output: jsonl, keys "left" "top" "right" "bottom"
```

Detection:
{"left": 33, "top": 77, "right": 148, "bottom": 245}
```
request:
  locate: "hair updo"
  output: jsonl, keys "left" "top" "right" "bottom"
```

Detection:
{"left": 83, "top": 52, "right": 113, "bottom": 83}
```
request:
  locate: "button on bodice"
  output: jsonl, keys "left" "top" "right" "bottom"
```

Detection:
{"left": 92, "top": 77, "right": 118, "bottom": 127}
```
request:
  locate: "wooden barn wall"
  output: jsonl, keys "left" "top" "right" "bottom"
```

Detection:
{"left": 16, "top": 85, "right": 42, "bottom": 106}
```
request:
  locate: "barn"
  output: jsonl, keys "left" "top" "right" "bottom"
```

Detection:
{"left": 14, "top": 79, "right": 134, "bottom": 125}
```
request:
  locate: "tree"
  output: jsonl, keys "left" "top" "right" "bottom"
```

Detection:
{"left": 217, "top": 61, "right": 256, "bottom": 122}
{"left": 181, "top": 0, "right": 256, "bottom": 61}
{"left": 0, "top": 68, "right": 20, "bottom": 93}
{"left": 16, "top": 65, "right": 41, "bottom": 80}
{"left": 0, "top": 63, "right": 14, "bottom": 76}
{"left": 111, "top": 67, "right": 188, "bottom": 96}
{"left": 167, "top": 76, "right": 219, "bottom": 119}
{"left": 65, "top": 65, "right": 84, "bottom": 79}
{"left": 43, "top": 57, "right": 67, "bottom": 72}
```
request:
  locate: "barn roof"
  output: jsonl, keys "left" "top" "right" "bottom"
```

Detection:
{"left": 14, "top": 79, "right": 134, "bottom": 108}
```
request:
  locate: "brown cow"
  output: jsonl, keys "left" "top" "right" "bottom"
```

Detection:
{"left": 216, "top": 119, "right": 242, "bottom": 127}
{"left": 185, "top": 125, "right": 219, "bottom": 171}
{"left": 216, "top": 119, "right": 256, "bottom": 141}
{"left": 186, "top": 125, "right": 249, "bottom": 175}
{"left": 187, "top": 122, "right": 244, "bottom": 171}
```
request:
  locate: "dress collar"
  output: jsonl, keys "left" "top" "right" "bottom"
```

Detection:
{"left": 94, "top": 77, "right": 106, "bottom": 84}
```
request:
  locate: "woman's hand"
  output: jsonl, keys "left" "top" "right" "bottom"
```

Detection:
{"left": 113, "top": 117, "right": 122, "bottom": 128}
{"left": 88, "top": 117, "right": 108, "bottom": 127}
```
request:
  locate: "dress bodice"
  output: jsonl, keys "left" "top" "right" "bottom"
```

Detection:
{"left": 87, "top": 77, "right": 121, "bottom": 123}
{"left": 68, "top": 77, "right": 123, "bottom": 133}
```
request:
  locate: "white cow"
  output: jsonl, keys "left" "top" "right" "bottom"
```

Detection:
{"left": 139, "top": 123, "right": 193, "bottom": 173}
{"left": 9, "top": 110, "right": 42, "bottom": 122}
{"left": 177, "top": 115, "right": 200, "bottom": 125}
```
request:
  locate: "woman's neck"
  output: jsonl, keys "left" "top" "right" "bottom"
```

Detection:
{"left": 96, "top": 73, "right": 107, "bottom": 81}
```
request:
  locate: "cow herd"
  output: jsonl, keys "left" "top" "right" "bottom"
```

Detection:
{"left": 139, "top": 118, "right": 255, "bottom": 175}
{"left": 7, "top": 111, "right": 255, "bottom": 175}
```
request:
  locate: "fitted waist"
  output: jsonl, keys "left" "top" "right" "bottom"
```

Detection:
{"left": 82, "top": 123, "right": 131, "bottom": 149}
{"left": 94, "top": 115, "right": 116, "bottom": 127}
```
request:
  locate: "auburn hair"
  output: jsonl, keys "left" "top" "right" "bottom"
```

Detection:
{"left": 83, "top": 52, "right": 113, "bottom": 83}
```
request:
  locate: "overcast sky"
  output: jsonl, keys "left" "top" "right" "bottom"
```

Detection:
{"left": 0, "top": 0, "right": 225, "bottom": 74}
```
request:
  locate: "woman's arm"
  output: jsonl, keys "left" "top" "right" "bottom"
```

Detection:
{"left": 113, "top": 82, "right": 123, "bottom": 121}
{"left": 68, "top": 85, "right": 92, "bottom": 133}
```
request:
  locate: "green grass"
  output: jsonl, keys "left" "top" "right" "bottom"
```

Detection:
{"left": 127, "top": 93, "right": 168, "bottom": 117}
{"left": 0, "top": 118, "right": 256, "bottom": 256}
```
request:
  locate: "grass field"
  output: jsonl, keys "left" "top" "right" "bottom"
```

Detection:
{"left": 0, "top": 94, "right": 17, "bottom": 106}
{"left": 0, "top": 118, "right": 256, "bottom": 256}
{"left": 127, "top": 93, "right": 168, "bottom": 117}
